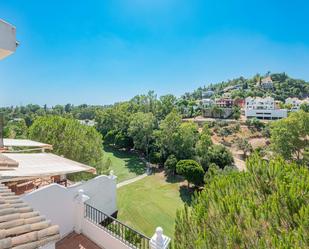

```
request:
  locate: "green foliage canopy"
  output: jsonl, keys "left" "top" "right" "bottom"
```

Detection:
{"left": 174, "top": 154, "right": 309, "bottom": 249}
{"left": 176, "top": 160, "right": 204, "bottom": 187}
{"left": 128, "top": 112, "right": 155, "bottom": 159}
{"left": 4, "top": 119, "right": 28, "bottom": 139}
{"left": 29, "top": 116, "right": 105, "bottom": 172}
{"left": 270, "top": 110, "right": 309, "bottom": 163}
{"left": 208, "top": 144, "right": 234, "bottom": 169}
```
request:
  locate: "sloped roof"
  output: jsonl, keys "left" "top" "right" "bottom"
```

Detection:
{"left": 0, "top": 183, "right": 60, "bottom": 248}
{"left": 3, "top": 139, "right": 52, "bottom": 149}
{"left": 261, "top": 76, "right": 273, "bottom": 84}
{"left": 0, "top": 153, "right": 96, "bottom": 180}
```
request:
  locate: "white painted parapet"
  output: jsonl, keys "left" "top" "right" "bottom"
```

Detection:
{"left": 74, "top": 189, "right": 90, "bottom": 234}
{"left": 0, "top": 19, "right": 17, "bottom": 59}
{"left": 150, "top": 227, "right": 171, "bottom": 249}
{"left": 22, "top": 175, "right": 117, "bottom": 237}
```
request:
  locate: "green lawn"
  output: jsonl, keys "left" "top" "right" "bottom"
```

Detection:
{"left": 117, "top": 173, "right": 192, "bottom": 238}
{"left": 103, "top": 146, "right": 146, "bottom": 183}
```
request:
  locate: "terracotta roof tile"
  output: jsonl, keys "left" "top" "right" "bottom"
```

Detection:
{"left": 0, "top": 183, "right": 60, "bottom": 249}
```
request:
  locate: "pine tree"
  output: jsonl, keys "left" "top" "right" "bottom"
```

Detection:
{"left": 174, "top": 154, "right": 309, "bottom": 249}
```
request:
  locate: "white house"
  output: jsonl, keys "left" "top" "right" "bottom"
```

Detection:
{"left": 245, "top": 97, "right": 287, "bottom": 120}
{"left": 202, "top": 90, "right": 214, "bottom": 98}
{"left": 246, "top": 96, "right": 275, "bottom": 110}
{"left": 285, "top": 97, "right": 309, "bottom": 111}
{"left": 78, "top": 119, "right": 96, "bottom": 127}
{"left": 201, "top": 98, "right": 214, "bottom": 107}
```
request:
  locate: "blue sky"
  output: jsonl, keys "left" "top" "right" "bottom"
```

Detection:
{"left": 0, "top": 0, "right": 308, "bottom": 106}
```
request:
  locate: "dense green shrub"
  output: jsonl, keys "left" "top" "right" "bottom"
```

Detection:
{"left": 149, "top": 151, "right": 162, "bottom": 164}
{"left": 208, "top": 144, "right": 234, "bottom": 169}
{"left": 164, "top": 155, "right": 178, "bottom": 175}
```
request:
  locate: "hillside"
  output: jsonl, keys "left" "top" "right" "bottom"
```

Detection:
{"left": 186, "top": 72, "right": 309, "bottom": 101}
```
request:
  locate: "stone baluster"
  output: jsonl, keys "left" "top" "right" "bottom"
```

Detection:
{"left": 150, "top": 227, "right": 171, "bottom": 249}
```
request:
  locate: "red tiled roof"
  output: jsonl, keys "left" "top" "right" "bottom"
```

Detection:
{"left": 0, "top": 183, "right": 60, "bottom": 248}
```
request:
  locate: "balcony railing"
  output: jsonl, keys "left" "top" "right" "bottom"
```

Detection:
{"left": 85, "top": 203, "right": 151, "bottom": 249}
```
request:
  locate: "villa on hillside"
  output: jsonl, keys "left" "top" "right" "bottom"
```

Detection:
{"left": 245, "top": 97, "right": 287, "bottom": 120}
{"left": 200, "top": 98, "right": 214, "bottom": 108}
{"left": 215, "top": 98, "right": 234, "bottom": 108}
{"left": 285, "top": 97, "right": 309, "bottom": 111}
{"left": 258, "top": 76, "right": 274, "bottom": 90}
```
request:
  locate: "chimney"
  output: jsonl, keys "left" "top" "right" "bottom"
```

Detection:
{"left": 0, "top": 113, "right": 4, "bottom": 148}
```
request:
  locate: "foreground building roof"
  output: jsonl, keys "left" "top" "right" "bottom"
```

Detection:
{"left": 3, "top": 139, "right": 52, "bottom": 150}
{"left": 0, "top": 153, "right": 95, "bottom": 181}
{"left": 0, "top": 154, "right": 19, "bottom": 170}
{"left": 0, "top": 183, "right": 60, "bottom": 248}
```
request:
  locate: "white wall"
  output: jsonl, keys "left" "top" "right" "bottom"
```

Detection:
{"left": 0, "top": 19, "right": 16, "bottom": 59}
{"left": 68, "top": 175, "right": 117, "bottom": 215}
{"left": 22, "top": 184, "right": 75, "bottom": 236}
{"left": 245, "top": 109, "right": 287, "bottom": 119}
{"left": 22, "top": 175, "right": 117, "bottom": 237}
{"left": 82, "top": 219, "right": 131, "bottom": 249}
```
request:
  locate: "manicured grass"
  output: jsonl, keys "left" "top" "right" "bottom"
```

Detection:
{"left": 117, "top": 172, "right": 192, "bottom": 238}
{"left": 103, "top": 146, "right": 146, "bottom": 183}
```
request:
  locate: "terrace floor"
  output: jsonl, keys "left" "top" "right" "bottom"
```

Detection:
{"left": 56, "top": 232, "right": 103, "bottom": 249}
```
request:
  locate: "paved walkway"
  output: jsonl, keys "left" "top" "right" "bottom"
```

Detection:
{"left": 117, "top": 173, "right": 148, "bottom": 188}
